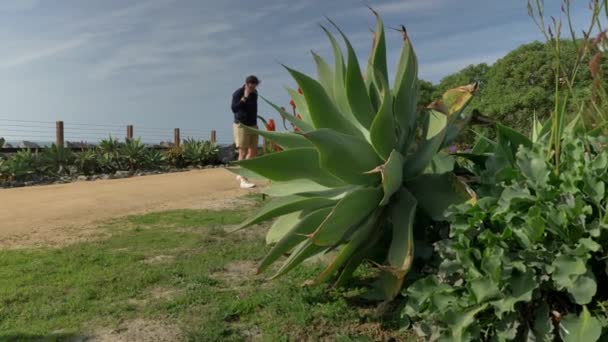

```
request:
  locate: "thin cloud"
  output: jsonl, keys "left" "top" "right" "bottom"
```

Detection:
{"left": 0, "top": 36, "right": 90, "bottom": 69}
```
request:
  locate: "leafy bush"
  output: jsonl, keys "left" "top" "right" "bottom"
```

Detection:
{"left": 74, "top": 149, "right": 100, "bottom": 175}
{"left": 403, "top": 131, "right": 608, "bottom": 341}
{"left": 119, "top": 138, "right": 148, "bottom": 171}
{"left": 144, "top": 149, "right": 166, "bottom": 170}
{"left": 165, "top": 145, "right": 186, "bottom": 168}
{"left": 0, "top": 150, "right": 40, "bottom": 181}
{"left": 97, "top": 137, "right": 124, "bottom": 173}
{"left": 40, "top": 144, "right": 75, "bottom": 176}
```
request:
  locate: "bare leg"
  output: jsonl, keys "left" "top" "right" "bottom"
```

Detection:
{"left": 238, "top": 147, "right": 248, "bottom": 161}
{"left": 246, "top": 146, "right": 257, "bottom": 159}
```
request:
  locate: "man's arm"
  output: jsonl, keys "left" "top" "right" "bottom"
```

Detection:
{"left": 231, "top": 89, "right": 245, "bottom": 114}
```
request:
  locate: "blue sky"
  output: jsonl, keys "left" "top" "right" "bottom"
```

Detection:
{"left": 0, "top": 0, "right": 596, "bottom": 143}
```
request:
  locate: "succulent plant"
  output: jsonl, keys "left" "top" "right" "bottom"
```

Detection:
{"left": 232, "top": 11, "right": 479, "bottom": 300}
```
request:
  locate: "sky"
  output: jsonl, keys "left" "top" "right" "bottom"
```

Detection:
{"left": 0, "top": 0, "right": 598, "bottom": 143}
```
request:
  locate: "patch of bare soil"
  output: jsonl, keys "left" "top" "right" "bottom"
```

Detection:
{"left": 141, "top": 255, "right": 175, "bottom": 265}
{"left": 148, "top": 286, "right": 181, "bottom": 300}
{"left": 87, "top": 319, "right": 182, "bottom": 342}
{"left": 0, "top": 169, "right": 263, "bottom": 249}
{"left": 212, "top": 260, "right": 259, "bottom": 285}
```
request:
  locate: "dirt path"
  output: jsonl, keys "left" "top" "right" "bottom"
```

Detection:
{"left": 0, "top": 168, "right": 258, "bottom": 248}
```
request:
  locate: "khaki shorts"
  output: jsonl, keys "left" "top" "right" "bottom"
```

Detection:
{"left": 233, "top": 123, "right": 259, "bottom": 149}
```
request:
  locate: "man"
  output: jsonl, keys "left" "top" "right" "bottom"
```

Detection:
{"left": 231, "top": 75, "right": 260, "bottom": 189}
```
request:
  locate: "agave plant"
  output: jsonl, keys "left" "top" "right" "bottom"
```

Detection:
{"left": 120, "top": 138, "right": 148, "bottom": 171}
{"left": 40, "top": 144, "right": 75, "bottom": 176}
{"left": 75, "top": 149, "right": 101, "bottom": 175}
{"left": 231, "top": 11, "right": 480, "bottom": 300}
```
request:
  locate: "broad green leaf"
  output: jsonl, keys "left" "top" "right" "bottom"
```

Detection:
{"left": 311, "top": 51, "right": 335, "bottom": 102}
{"left": 492, "top": 271, "right": 537, "bottom": 318}
{"left": 235, "top": 195, "right": 335, "bottom": 231}
{"left": 552, "top": 254, "right": 587, "bottom": 289}
{"left": 569, "top": 271, "right": 597, "bottom": 305}
{"left": 434, "top": 83, "right": 478, "bottom": 120}
{"left": 443, "top": 304, "right": 488, "bottom": 342}
{"left": 527, "top": 302, "right": 553, "bottom": 342}
{"left": 428, "top": 152, "right": 455, "bottom": 174}
{"left": 374, "top": 188, "right": 417, "bottom": 300}
{"left": 262, "top": 179, "right": 333, "bottom": 197}
{"left": 369, "top": 9, "right": 388, "bottom": 90}
{"left": 560, "top": 306, "right": 602, "bottom": 342}
{"left": 335, "top": 229, "right": 383, "bottom": 287}
{"left": 266, "top": 212, "right": 302, "bottom": 245}
{"left": 517, "top": 147, "right": 550, "bottom": 186}
{"left": 404, "top": 110, "right": 448, "bottom": 178}
{"left": 285, "top": 87, "right": 311, "bottom": 124}
{"left": 241, "top": 125, "right": 313, "bottom": 150}
{"left": 303, "top": 129, "right": 381, "bottom": 185}
{"left": 271, "top": 239, "right": 326, "bottom": 279}
{"left": 497, "top": 123, "right": 533, "bottom": 162}
{"left": 285, "top": 66, "right": 362, "bottom": 137}
{"left": 236, "top": 148, "right": 345, "bottom": 187}
{"left": 393, "top": 29, "right": 418, "bottom": 149}
{"left": 369, "top": 68, "right": 397, "bottom": 160}
{"left": 258, "top": 207, "right": 332, "bottom": 273}
{"left": 313, "top": 210, "right": 380, "bottom": 284}
{"left": 469, "top": 277, "right": 501, "bottom": 303}
{"left": 328, "top": 18, "right": 375, "bottom": 129}
{"left": 311, "top": 187, "right": 383, "bottom": 246}
{"left": 260, "top": 95, "right": 315, "bottom": 132}
{"left": 369, "top": 150, "right": 404, "bottom": 206}
{"left": 406, "top": 173, "right": 474, "bottom": 221}
{"left": 320, "top": 25, "right": 350, "bottom": 116}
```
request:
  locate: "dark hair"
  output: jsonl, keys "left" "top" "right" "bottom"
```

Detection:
{"left": 245, "top": 75, "right": 260, "bottom": 85}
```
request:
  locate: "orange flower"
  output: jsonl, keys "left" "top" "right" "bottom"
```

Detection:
{"left": 289, "top": 99, "right": 296, "bottom": 109}
{"left": 266, "top": 119, "right": 276, "bottom": 131}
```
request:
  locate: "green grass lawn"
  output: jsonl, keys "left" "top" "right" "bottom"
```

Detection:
{"left": 0, "top": 197, "right": 415, "bottom": 341}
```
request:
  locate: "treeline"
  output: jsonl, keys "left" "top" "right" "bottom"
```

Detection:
{"left": 418, "top": 39, "right": 608, "bottom": 137}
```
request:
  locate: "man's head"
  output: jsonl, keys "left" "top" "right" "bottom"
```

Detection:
{"left": 245, "top": 75, "right": 260, "bottom": 92}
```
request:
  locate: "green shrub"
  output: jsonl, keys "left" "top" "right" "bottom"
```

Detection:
{"left": 0, "top": 150, "right": 40, "bottom": 181}
{"left": 74, "top": 149, "right": 100, "bottom": 175}
{"left": 165, "top": 145, "right": 186, "bottom": 168}
{"left": 40, "top": 144, "right": 75, "bottom": 176}
{"left": 182, "top": 139, "right": 219, "bottom": 167}
{"left": 97, "top": 137, "right": 124, "bottom": 172}
{"left": 119, "top": 138, "right": 148, "bottom": 171}
{"left": 403, "top": 131, "right": 608, "bottom": 341}
{"left": 144, "top": 149, "right": 166, "bottom": 170}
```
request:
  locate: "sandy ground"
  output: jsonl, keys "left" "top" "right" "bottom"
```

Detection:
{"left": 0, "top": 168, "right": 259, "bottom": 249}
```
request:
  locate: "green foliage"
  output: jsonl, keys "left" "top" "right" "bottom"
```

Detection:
{"left": 0, "top": 149, "right": 40, "bottom": 181}
{"left": 165, "top": 145, "right": 186, "bottom": 168}
{"left": 403, "top": 132, "right": 608, "bottom": 341}
{"left": 0, "top": 137, "right": 5, "bottom": 148}
{"left": 182, "top": 138, "right": 219, "bottom": 167}
{"left": 234, "top": 13, "right": 479, "bottom": 300}
{"left": 40, "top": 144, "right": 75, "bottom": 176}
{"left": 74, "top": 149, "right": 100, "bottom": 176}
{"left": 119, "top": 138, "right": 148, "bottom": 171}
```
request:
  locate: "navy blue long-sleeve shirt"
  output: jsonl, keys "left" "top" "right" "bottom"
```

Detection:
{"left": 231, "top": 87, "right": 258, "bottom": 126}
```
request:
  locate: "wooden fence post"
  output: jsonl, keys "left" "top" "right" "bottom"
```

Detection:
{"left": 127, "top": 125, "right": 134, "bottom": 140}
{"left": 56, "top": 121, "right": 64, "bottom": 147}
{"left": 210, "top": 130, "right": 217, "bottom": 143}
{"left": 174, "top": 128, "right": 181, "bottom": 147}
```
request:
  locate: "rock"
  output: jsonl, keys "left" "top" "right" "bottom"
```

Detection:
{"left": 101, "top": 174, "right": 111, "bottom": 180}
{"left": 218, "top": 144, "right": 237, "bottom": 164}
{"left": 77, "top": 175, "right": 88, "bottom": 182}
{"left": 114, "top": 170, "right": 131, "bottom": 179}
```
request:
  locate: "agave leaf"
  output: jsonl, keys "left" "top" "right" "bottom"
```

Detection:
{"left": 235, "top": 195, "right": 335, "bottom": 231}
{"left": 241, "top": 125, "right": 312, "bottom": 149}
{"left": 328, "top": 18, "right": 375, "bottom": 130}
{"left": 431, "top": 83, "right": 478, "bottom": 120}
{"left": 369, "top": 68, "right": 397, "bottom": 160}
{"left": 284, "top": 66, "right": 363, "bottom": 138}
{"left": 406, "top": 173, "right": 475, "bottom": 221}
{"left": 373, "top": 188, "right": 417, "bottom": 300}
{"left": 258, "top": 207, "right": 332, "bottom": 274}
{"left": 303, "top": 129, "right": 381, "bottom": 185}
{"left": 311, "top": 187, "right": 383, "bottom": 246}
{"left": 260, "top": 95, "right": 315, "bottom": 132}
{"left": 236, "top": 148, "right": 345, "bottom": 187}
{"left": 334, "top": 229, "right": 383, "bottom": 287}
{"left": 226, "top": 166, "right": 267, "bottom": 181}
{"left": 271, "top": 239, "right": 326, "bottom": 279}
{"left": 369, "top": 8, "right": 389, "bottom": 91}
{"left": 393, "top": 29, "right": 418, "bottom": 150}
{"left": 497, "top": 123, "right": 533, "bottom": 163}
{"left": 262, "top": 179, "right": 333, "bottom": 197}
{"left": 312, "top": 210, "right": 381, "bottom": 285}
{"left": 404, "top": 110, "right": 448, "bottom": 179}
{"left": 266, "top": 211, "right": 302, "bottom": 245}
{"left": 285, "top": 87, "right": 311, "bottom": 123}
{"left": 311, "top": 51, "right": 335, "bottom": 101}
{"left": 368, "top": 150, "right": 404, "bottom": 206}
{"left": 320, "top": 25, "right": 350, "bottom": 115}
